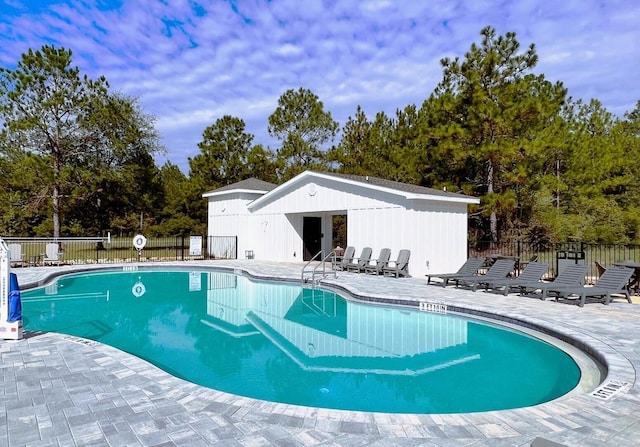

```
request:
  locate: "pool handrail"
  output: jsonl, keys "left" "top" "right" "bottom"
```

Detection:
{"left": 301, "top": 250, "right": 337, "bottom": 285}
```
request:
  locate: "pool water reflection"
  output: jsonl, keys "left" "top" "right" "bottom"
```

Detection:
{"left": 21, "top": 270, "right": 581, "bottom": 414}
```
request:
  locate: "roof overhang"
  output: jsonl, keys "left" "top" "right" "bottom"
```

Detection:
{"left": 404, "top": 193, "right": 480, "bottom": 204}
{"left": 247, "top": 171, "right": 479, "bottom": 210}
{"left": 202, "top": 188, "right": 270, "bottom": 199}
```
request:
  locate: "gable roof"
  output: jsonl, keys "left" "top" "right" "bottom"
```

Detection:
{"left": 246, "top": 170, "right": 479, "bottom": 209}
{"left": 320, "top": 171, "right": 476, "bottom": 199}
{"left": 202, "top": 178, "right": 278, "bottom": 198}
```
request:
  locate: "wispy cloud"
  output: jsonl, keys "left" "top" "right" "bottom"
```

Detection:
{"left": 0, "top": 0, "right": 638, "bottom": 172}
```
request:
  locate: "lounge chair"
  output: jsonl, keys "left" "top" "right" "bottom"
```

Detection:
{"left": 426, "top": 257, "right": 485, "bottom": 287}
{"left": 519, "top": 264, "right": 588, "bottom": 300}
{"left": 364, "top": 248, "right": 391, "bottom": 275}
{"left": 8, "top": 243, "right": 25, "bottom": 267}
{"left": 382, "top": 249, "right": 411, "bottom": 277}
{"left": 612, "top": 260, "right": 640, "bottom": 294}
{"left": 547, "top": 265, "right": 634, "bottom": 307}
{"left": 43, "top": 243, "right": 63, "bottom": 266}
{"left": 346, "top": 247, "right": 373, "bottom": 272}
{"left": 334, "top": 246, "right": 355, "bottom": 271}
{"left": 517, "top": 254, "right": 538, "bottom": 272}
{"left": 454, "top": 259, "right": 516, "bottom": 292}
{"left": 480, "top": 262, "right": 549, "bottom": 295}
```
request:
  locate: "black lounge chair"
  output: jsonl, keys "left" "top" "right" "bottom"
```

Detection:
{"left": 547, "top": 265, "right": 634, "bottom": 307}
{"left": 383, "top": 249, "right": 411, "bottom": 277}
{"left": 519, "top": 264, "right": 588, "bottom": 300}
{"left": 480, "top": 262, "right": 549, "bottom": 296}
{"left": 365, "top": 248, "right": 391, "bottom": 275}
{"left": 335, "top": 246, "right": 355, "bottom": 271}
{"left": 346, "top": 247, "right": 373, "bottom": 272}
{"left": 426, "top": 257, "right": 485, "bottom": 287}
{"left": 455, "top": 259, "right": 516, "bottom": 292}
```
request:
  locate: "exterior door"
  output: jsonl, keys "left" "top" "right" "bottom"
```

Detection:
{"left": 303, "top": 217, "right": 322, "bottom": 261}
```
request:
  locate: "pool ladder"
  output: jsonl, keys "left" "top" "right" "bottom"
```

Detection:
{"left": 301, "top": 250, "right": 337, "bottom": 286}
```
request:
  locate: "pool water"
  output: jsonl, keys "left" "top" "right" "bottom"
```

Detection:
{"left": 21, "top": 270, "right": 581, "bottom": 414}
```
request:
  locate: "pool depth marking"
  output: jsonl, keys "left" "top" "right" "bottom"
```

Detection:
{"left": 419, "top": 301, "right": 448, "bottom": 313}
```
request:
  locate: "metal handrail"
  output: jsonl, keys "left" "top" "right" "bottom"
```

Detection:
{"left": 301, "top": 250, "right": 338, "bottom": 285}
{"left": 301, "top": 250, "right": 319, "bottom": 282}
{"left": 301, "top": 250, "right": 323, "bottom": 284}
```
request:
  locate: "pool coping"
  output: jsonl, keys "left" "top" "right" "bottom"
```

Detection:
{"left": 5, "top": 260, "right": 640, "bottom": 446}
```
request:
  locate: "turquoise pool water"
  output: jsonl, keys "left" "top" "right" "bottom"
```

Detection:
{"left": 21, "top": 269, "right": 581, "bottom": 414}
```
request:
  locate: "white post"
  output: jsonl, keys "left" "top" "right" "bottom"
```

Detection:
{"left": 0, "top": 238, "right": 23, "bottom": 340}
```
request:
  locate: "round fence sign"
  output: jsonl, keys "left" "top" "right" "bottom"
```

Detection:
{"left": 133, "top": 234, "right": 147, "bottom": 250}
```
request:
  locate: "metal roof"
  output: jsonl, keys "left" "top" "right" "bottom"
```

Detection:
{"left": 202, "top": 178, "right": 277, "bottom": 197}
{"left": 203, "top": 171, "right": 478, "bottom": 205}
{"left": 317, "top": 171, "right": 474, "bottom": 200}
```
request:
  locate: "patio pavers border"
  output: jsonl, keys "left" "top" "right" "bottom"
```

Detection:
{"left": 2, "top": 260, "right": 639, "bottom": 446}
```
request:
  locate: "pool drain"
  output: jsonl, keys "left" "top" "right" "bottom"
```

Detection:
{"left": 62, "top": 335, "right": 98, "bottom": 347}
{"left": 591, "top": 380, "right": 630, "bottom": 400}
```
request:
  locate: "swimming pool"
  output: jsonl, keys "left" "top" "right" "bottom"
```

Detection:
{"left": 21, "top": 269, "right": 584, "bottom": 414}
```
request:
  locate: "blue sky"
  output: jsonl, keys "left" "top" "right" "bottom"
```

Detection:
{"left": 1, "top": 0, "right": 638, "bottom": 173}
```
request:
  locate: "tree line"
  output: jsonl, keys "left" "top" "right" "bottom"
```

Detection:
{"left": 1, "top": 27, "right": 639, "bottom": 245}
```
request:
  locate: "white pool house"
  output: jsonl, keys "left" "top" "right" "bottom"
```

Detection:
{"left": 203, "top": 171, "right": 479, "bottom": 278}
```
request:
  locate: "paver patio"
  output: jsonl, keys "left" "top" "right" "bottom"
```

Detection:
{"left": 2, "top": 260, "right": 639, "bottom": 446}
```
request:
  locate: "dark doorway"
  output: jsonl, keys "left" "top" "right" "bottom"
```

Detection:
{"left": 303, "top": 216, "right": 322, "bottom": 261}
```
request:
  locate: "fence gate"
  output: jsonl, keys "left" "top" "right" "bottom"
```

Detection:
{"left": 207, "top": 236, "right": 237, "bottom": 260}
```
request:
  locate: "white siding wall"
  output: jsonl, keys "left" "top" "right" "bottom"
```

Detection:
{"left": 249, "top": 213, "right": 303, "bottom": 261}
{"left": 252, "top": 177, "right": 402, "bottom": 264}
{"left": 345, "top": 202, "right": 469, "bottom": 277}
{"left": 253, "top": 177, "right": 401, "bottom": 214}
{"left": 207, "top": 192, "right": 263, "bottom": 259}
{"left": 207, "top": 175, "right": 474, "bottom": 275}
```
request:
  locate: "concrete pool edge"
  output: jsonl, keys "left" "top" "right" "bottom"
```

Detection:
{"left": 10, "top": 261, "right": 640, "bottom": 445}
{"left": 17, "top": 263, "right": 633, "bottom": 405}
{"left": 18, "top": 262, "right": 619, "bottom": 393}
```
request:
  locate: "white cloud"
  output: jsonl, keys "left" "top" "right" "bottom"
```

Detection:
{"left": 0, "top": 0, "right": 639, "bottom": 172}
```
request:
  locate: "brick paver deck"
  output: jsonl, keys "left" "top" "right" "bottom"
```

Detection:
{"left": 2, "top": 260, "right": 640, "bottom": 446}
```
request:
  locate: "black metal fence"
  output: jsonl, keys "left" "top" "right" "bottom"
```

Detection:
{"left": 469, "top": 240, "right": 640, "bottom": 283}
{"left": 7, "top": 234, "right": 637, "bottom": 282}
{"left": 3, "top": 235, "right": 238, "bottom": 266}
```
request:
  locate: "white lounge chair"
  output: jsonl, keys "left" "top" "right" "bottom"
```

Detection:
{"left": 43, "top": 243, "right": 63, "bottom": 266}
{"left": 8, "top": 243, "right": 25, "bottom": 267}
